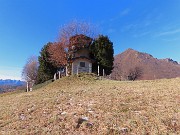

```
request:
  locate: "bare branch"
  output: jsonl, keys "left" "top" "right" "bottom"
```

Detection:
{"left": 22, "top": 56, "right": 38, "bottom": 81}
{"left": 58, "top": 20, "right": 98, "bottom": 47}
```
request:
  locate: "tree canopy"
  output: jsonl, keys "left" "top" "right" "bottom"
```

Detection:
{"left": 90, "top": 35, "right": 114, "bottom": 75}
{"left": 36, "top": 42, "right": 57, "bottom": 84}
{"left": 48, "top": 42, "right": 67, "bottom": 68}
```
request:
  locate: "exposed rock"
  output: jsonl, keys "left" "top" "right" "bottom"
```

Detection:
{"left": 161, "top": 58, "right": 178, "bottom": 65}
{"left": 19, "top": 114, "right": 26, "bottom": 120}
{"left": 76, "top": 117, "right": 88, "bottom": 128}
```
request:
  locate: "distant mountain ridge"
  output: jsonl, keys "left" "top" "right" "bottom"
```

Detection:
{"left": 0, "top": 79, "right": 25, "bottom": 93}
{"left": 111, "top": 48, "right": 180, "bottom": 80}
{"left": 0, "top": 79, "right": 25, "bottom": 86}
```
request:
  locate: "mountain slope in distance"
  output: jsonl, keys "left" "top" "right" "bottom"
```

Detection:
{"left": 111, "top": 48, "right": 180, "bottom": 80}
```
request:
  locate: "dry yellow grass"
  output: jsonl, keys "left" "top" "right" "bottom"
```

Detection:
{"left": 0, "top": 74, "right": 179, "bottom": 134}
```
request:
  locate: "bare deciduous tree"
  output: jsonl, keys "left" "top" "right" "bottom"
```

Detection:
{"left": 58, "top": 20, "right": 98, "bottom": 48}
{"left": 127, "top": 67, "right": 143, "bottom": 81}
{"left": 22, "top": 56, "right": 38, "bottom": 82}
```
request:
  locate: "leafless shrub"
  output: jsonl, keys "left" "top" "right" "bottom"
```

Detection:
{"left": 110, "top": 63, "right": 122, "bottom": 80}
{"left": 127, "top": 67, "right": 143, "bottom": 81}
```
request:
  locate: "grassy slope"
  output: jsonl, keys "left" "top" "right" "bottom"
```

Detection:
{"left": 0, "top": 75, "right": 179, "bottom": 134}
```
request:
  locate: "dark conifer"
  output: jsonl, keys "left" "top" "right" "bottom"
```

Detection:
{"left": 36, "top": 42, "right": 57, "bottom": 84}
{"left": 90, "top": 35, "right": 114, "bottom": 75}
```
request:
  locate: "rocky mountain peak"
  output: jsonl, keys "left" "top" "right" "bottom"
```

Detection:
{"left": 111, "top": 49, "right": 180, "bottom": 80}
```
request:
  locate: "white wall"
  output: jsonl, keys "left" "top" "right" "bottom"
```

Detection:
{"left": 72, "top": 59, "right": 92, "bottom": 74}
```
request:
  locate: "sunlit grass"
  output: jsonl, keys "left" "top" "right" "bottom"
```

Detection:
{"left": 0, "top": 75, "right": 179, "bottom": 134}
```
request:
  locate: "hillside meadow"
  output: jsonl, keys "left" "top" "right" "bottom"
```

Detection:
{"left": 0, "top": 74, "right": 179, "bottom": 134}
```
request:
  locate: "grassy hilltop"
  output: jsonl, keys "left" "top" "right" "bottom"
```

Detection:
{"left": 0, "top": 74, "right": 179, "bottom": 134}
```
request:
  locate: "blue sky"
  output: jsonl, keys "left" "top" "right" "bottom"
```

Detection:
{"left": 0, "top": 0, "right": 180, "bottom": 80}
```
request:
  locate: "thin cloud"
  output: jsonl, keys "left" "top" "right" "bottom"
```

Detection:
{"left": 162, "top": 37, "right": 180, "bottom": 42}
{"left": 156, "top": 28, "right": 180, "bottom": 36}
{"left": 133, "top": 31, "right": 152, "bottom": 38}
{"left": 120, "top": 8, "right": 131, "bottom": 16}
{"left": 122, "top": 23, "right": 138, "bottom": 31}
{"left": 121, "top": 10, "right": 162, "bottom": 34}
{"left": 110, "top": 8, "right": 131, "bottom": 22}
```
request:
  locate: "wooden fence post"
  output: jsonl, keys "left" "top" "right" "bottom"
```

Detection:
{"left": 54, "top": 73, "right": 56, "bottom": 80}
{"left": 66, "top": 66, "right": 68, "bottom": 76}
{"left": 98, "top": 63, "right": 99, "bottom": 76}
{"left": 77, "top": 65, "right": 79, "bottom": 75}
{"left": 26, "top": 81, "right": 29, "bottom": 92}
{"left": 58, "top": 71, "right": 61, "bottom": 79}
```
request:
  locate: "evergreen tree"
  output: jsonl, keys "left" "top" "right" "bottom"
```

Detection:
{"left": 90, "top": 35, "right": 114, "bottom": 75}
{"left": 36, "top": 42, "right": 57, "bottom": 84}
